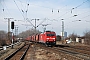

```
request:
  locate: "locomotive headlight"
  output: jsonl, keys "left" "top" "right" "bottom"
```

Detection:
{"left": 47, "top": 38, "right": 49, "bottom": 39}
{"left": 53, "top": 38, "right": 55, "bottom": 39}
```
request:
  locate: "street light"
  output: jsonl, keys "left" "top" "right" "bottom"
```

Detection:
{"left": 61, "top": 19, "right": 64, "bottom": 40}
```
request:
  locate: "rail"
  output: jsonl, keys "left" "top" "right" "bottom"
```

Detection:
{"left": 52, "top": 46, "right": 90, "bottom": 60}
{"left": 4, "top": 44, "right": 30, "bottom": 60}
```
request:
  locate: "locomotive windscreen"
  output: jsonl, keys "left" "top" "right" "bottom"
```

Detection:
{"left": 47, "top": 34, "right": 55, "bottom": 36}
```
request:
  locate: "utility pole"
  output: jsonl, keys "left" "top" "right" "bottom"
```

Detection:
{"left": 31, "top": 18, "right": 39, "bottom": 60}
{"left": 32, "top": 19, "right": 39, "bottom": 41}
{"left": 4, "top": 18, "right": 13, "bottom": 40}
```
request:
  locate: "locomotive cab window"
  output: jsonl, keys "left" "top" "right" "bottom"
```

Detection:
{"left": 47, "top": 34, "right": 55, "bottom": 36}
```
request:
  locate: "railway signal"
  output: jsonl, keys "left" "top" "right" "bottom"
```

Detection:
{"left": 11, "top": 21, "right": 14, "bottom": 29}
{"left": 11, "top": 21, "right": 14, "bottom": 49}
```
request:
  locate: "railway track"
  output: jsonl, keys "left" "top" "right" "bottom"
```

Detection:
{"left": 4, "top": 43, "right": 30, "bottom": 60}
{"left": 52, "top": 45, "right": 90, "bottom": 60}
{"left": 63, "top": 47, "right": 90, "bottom": 55}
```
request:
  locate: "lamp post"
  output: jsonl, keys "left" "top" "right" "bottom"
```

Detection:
{"left": 61, "top": 19, "right": 64, "bottom": 40}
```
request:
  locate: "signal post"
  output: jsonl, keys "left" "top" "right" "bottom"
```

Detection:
{"left": 11, "top": 21, "right": 14, "bottom": 49}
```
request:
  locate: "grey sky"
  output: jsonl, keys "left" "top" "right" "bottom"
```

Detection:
{"left": 0, "top": 0, "right": 90, "bottom": 36}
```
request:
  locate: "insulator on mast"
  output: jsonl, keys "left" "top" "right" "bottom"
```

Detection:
{"left": 22, "top": 10, "right": 24, "bottom": 13}
{"left": 28, "top": 4, "right": 29, "bottom": 6}
{"left": 3, "top": 9, "right": 4, "bottom": 11}
{"left": 58, "top": 9, "right": 59, "bottom": 13}
{"left": 52, "top": 9, "right": 53, "bottom": 13}
{"left": 71, "top": 8, "right": 74, "bottom": 13}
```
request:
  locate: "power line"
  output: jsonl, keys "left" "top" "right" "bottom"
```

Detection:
{"left": 0, "top": 0, "right": 5, "bottom": 17}
{"left": 81, "top": 14, "right": 90, "bottom": 19}
{"left": 71, "top": 0, "right": 89, "bottom": 13}
{"left": 13, "top": 0, "right": 25, "bottom": 19}
{"left": 3, "top": 0, "right": 12, "bottom": 17}
{"left": 13, "top": 0, "right": 33, "bottom": 27}
{"left": 15, "top": 0, "right": 31, "bottom": 25}
{"left": 56, "top": 0, "right": 89, "bottom": 20}
{"left": 19, "top": 0, "right": 26, "bottom": 13}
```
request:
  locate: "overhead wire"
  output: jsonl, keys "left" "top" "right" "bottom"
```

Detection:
{"left": 3, "top": 0, "right": 12, "bottom": 17}
{"left": 81, "top": 14, "right": 90, "bottom": 19}
{"left": 62, "top": 9, "right": 90, "bottom": 20}
{"left": 24, "top": 0, "right": 50, "bottom": 28}
{"left": 56, "top": 0, "right": 90, "bottom": 20}
{"left": 13, "top": 0, "right": 90, "bottom": 26}
{"left": 13, "top": 0, "right": 25, "bottom": 19}
{"left": 24, "top": 0, "right": 89, "bottom": 23}
{"left": 13, "top": 0, "right": 35, "bottom": 27}
{"left": 19, "top": 0, "right": 25, "bottom": 13}
{"left": 0, "top": 0, "right": 5, "bottom": 18}
{"left": 71, "top": 0, "right": 89, "bottom": 13}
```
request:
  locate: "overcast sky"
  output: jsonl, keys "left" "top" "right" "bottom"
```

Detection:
{"left": 0, "top": 0, "right": 90, "bottom": 36}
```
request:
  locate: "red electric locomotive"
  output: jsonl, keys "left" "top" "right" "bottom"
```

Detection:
{"left": 39, "top": 31, "right": 56, "bottom": 46}
{"left": 25, "top": 31, "right": 56, "bottom": 46}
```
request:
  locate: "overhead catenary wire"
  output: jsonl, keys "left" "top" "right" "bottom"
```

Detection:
{"left": 18, "top": 0, "right": 67, "bottom": 13}
{"left": 80, "top": 14, "right": 90, "bottom": 19}
{"left": 14, "top": 0, "right": 47, "bottom": 29}
{"left": 13, "top": 0, "right": 25, "bottom": 19}
{"left": 15, "top": 0, "right": 67, "bottom": 21}
{"left": 56, "top": 0, "right": 90, "bottom": 21}
{"left": 0, "top": 0, "right": 5, "bottom": 18}
{"left": 3, "top": 0, "right": 12, "bottom": 17}
{"left": 21, "top": 0, "right": 58, "bottom": 26}
{"left": 9, "top": 0, "right": 90, "bottom": 26}
{"left": 19, "top": 0, "right": 26, "bottom": 13}
{"left": 71, "top": 0, "right": 89, "bottom": 13}
{"left": 19, "top": 0, "right": 29, "bottom": 16}
{"left": 13, "top": 0, "right": 35, "bottom": 27}
{"left": 60, "top": 10, "right": 90, "bottom": 20}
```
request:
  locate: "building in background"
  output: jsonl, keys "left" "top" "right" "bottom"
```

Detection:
{"left": 61, "top": 31, "right": 67, "bottom": 39}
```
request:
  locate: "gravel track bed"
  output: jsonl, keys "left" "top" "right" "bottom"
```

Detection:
{"left": 25, "top": 43, "right": 85, "bottom": 60}
{"left": 0, "top": 42, "right": 25, "bottom": 60}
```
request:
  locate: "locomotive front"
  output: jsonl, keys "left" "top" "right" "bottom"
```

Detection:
{"left": 45, "top": 31, "right": 56, "bottom": 46}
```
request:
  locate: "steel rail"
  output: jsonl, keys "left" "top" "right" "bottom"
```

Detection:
{"left": 20, "top": 44, "right": 30, "bottom": 60}
{"left": 52, "top": 47, "right": 90, "bottom": 60}
{"left": 4, "top": 44, "right": 26, "bottom": 60}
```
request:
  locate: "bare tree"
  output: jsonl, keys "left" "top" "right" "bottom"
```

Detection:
{"left": 83, "top": 31, "right": 90, "bottom": 45}
{"left": 84, "top": 31, "right": 90, "bottom": 39}
{"left": 0, "top": 30, "right": 7, "bottom": 46}
{"left": 68, "top": 33, "right": 79, "bottom": 41}
{"left": 18, "top": 28, "right": 41, "bottom": 38}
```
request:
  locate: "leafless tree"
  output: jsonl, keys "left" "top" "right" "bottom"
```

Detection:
{"left": 18, "top": 28, "right": 41, "bottom": 38}
{"left": 83, "top": 31, "right": 90, "bottom": 45}
{"left": 0, "top": 30, "right": 7, "bottom": 46}
{"left": 68, "top": 33, "right": 79, "bottom": 41}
